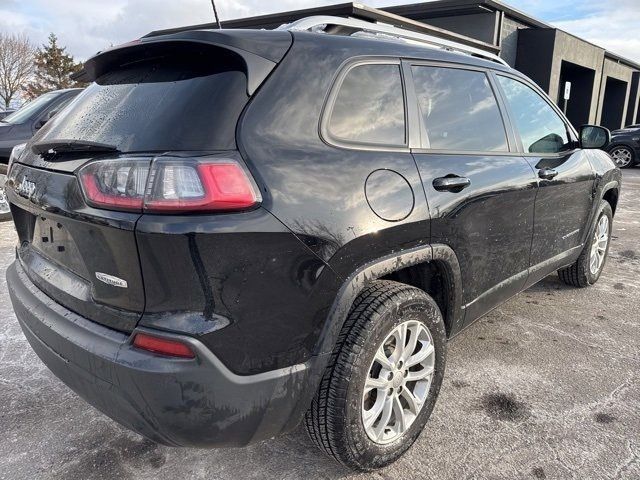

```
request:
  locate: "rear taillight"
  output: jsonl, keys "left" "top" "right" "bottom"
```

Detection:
{"left": 80, "top": 159, "right": 149, "bottom": 212}
{"left": 78, "top": 156, "right": 259, "bottom": 213}
{"left": 133, "top": 332, "right": 195, "bottom": 359}
{"left": 8, "top": 143, "right": 27, "bottom": 174}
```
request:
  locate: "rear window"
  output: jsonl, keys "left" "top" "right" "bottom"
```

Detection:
{"left": 326, "top": 63, "right": 406, "bottom": 147}
{"left": 37, "top": 45, "right": 249, "bottom": 152}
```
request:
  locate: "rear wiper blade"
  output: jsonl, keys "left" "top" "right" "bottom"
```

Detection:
{"left": 32, "top": 140, "right": 120, "bottom": 155}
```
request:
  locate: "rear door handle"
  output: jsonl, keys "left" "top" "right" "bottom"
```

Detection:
{"left": 538, "top": 168, "right": 558, "bottom": 180}
{"left": 433, "top": 175, "right": 471, "bottom": 192}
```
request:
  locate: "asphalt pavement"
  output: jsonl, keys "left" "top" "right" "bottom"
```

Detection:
{"left": 1, "top": 170, "right": 639, "bottom": 480}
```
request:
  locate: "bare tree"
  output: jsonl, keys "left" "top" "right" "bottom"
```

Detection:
{"left": 0, "top": 33, "right": 34, "bottom": 109}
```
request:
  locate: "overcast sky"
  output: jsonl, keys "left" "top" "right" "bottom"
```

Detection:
{"left": 1, "top": 0, "right": 639, "bottom": 63}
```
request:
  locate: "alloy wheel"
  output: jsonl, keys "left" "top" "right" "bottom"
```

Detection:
{"left": 589, "top": 215, "right": 609, "bottom": 275}
{"left": 610, "top": 147, "right": 633, "bottom": 168}
{"left": 362, "top": 320, "right": 435, "bottom": 444}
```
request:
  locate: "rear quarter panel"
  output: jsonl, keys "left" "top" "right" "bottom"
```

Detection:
{"left": 586, "top": 148, "right": 622, "bottom": 225}
{"left": 237, "top": 34, "right": 433, "bottom": 279}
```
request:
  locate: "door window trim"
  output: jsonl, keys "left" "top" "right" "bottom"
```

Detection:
{"left": 320, "top": 57, "right": 410, "bottom": 152}
{"left": 492, "top": 71, "right": 579, "bottom": 158}
{"left": 403, "top": 60, "right": 517, "bottom": 155}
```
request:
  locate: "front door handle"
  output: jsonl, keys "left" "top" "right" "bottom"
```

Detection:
{"left": 433, "top": 175, "right": 471, "bottom": 192}
{"left": 538, "top": 168, "right": 558, "bottom": 180}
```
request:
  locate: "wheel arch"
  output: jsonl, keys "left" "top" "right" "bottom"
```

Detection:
{"left": 608, "top": 142, "right": 636, "bottom": 152}
{"left": 602, "top": 182, "right": 620, "bottom": 216}
{"left": 314, "top": 244, "right": 464, "bottom": 358}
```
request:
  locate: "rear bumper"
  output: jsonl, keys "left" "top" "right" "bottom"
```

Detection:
{"left": 7, "top": 260, "right": 325, "bottom": 447}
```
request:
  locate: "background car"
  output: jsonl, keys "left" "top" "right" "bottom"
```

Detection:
{"left": 0, "top": 88, "right": 82, "bottom": 221}
{"left": 606, "top": 124, "right": 640, "bottom": 168}
{"left": 0, "top": 109, "right": 16, "bottom": 120}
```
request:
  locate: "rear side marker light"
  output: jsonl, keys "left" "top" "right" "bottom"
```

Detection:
{"left": 78, "top": 156, "right": 259, "bottom": 213}
{"left": 133, "top": 333, "right": 195, "bottom": 359}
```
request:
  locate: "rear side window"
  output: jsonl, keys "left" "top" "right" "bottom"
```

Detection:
{"left": 497, "top": 76, "right": 571, "bottom": 154}
{"left": 411, "top": 66, "right": 508, "bottom": 152}
{"left": 327, "top": 63, "right": 406, "bottom": 147}
{"left": 37, "top": 44, "right": 249, "bottom": 152}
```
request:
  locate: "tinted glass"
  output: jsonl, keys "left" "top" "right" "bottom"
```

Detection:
{"left": 36, "top": 45, "right": 249, "bottom": 152}
{"left": 2, "top": 92, "right": 58, "bottom": 124}
{"left": 328, "top": 64, "right": 405, "bottom": 146}
{"left": 498, "top": 76, "right": 570, "bottom": 154}
{"left": 411, "top": 66, "right": 508, "bottom": 151}
{"left": 580, "top": 125, "right": 608, "bottom": 149}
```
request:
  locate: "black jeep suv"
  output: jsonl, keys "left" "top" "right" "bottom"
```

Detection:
{"left": 5, "top": 21, "right": 620, "bottom": 471}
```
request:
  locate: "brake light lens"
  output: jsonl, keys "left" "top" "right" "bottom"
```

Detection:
{"left": 78, "top": 156, "right": 259, "bottom": 213}
{"left": 133, "top": 332, "right": 195, "bottom": 358}
{"left": 80, "top": 160, "right": 149, "bottom": 212}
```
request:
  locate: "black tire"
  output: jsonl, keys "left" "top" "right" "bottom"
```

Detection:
{"left": 305, "top": 280, "right": 446, "bottom": 471}
{"left": 608, "top": 145, "right": 635, "bottom": 168}
{"left": 0, "top": 163, "right": 11, "bottom": 223}
{"left": 558, "top": 201, "right": 613, "bottom": 287}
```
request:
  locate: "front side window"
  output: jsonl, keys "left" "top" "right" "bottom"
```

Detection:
{"left": 2, "top": 92, "right": 58, "bottom": 125}
{"left": 497, "top": 76, "right": 571, "bottom": 154}
{"left": 327, "top": 63, "right": 406, "bottom": 146}
{"left": 411, "top": 66, "right": 508, "bottom": 152}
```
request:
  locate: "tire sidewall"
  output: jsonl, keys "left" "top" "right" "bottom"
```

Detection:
{"left": 583, "top": 202, "right": 613, "bottom": 285}
{"left": 342, "top": 290, "right": 446, "bottom": 470}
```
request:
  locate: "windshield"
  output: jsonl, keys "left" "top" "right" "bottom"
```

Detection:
{"left": 36, "top": 45, "right": 249, "bottom": 153}
{"left": 2, "top": 92, "right": 58, "bottom": 124}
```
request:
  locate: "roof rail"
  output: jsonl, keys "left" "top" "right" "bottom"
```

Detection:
{"left": 279, "top": 15, "right": 509, "bottom": 67}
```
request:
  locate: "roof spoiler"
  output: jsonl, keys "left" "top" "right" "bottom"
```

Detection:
{"left": 72, "top": 29, "right": 293, "bottom": 96}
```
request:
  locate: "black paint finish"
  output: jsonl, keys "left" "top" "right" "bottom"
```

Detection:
{"left": 5, "top": 28, "right": 621, "bottom": 448}
{"left": 412, "top": 152, "right": 537, "bottom": 324}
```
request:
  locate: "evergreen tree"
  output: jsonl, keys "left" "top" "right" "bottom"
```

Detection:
{"left": 24, "top": 33, "right": 85, "bottom": 99}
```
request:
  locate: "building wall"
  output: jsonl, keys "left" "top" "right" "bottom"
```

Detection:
{"left": 549, "top": 30, "right": 604, "bottom": 124}
{"left": 628, "top": 72, "right": 640, "bottom": 126}
{"left": 499, "top": 14, "right": 530, "bottom": 67}
{"left": 515, "top": 29, "right": 556, "bottom": 93}
{"left": 417, "top": 12, "right": 497, "bottom": 44}
{"left": 596, "top": 57, "right": 634, "bottom": 129}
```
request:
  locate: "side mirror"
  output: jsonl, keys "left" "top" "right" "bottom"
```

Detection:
{"left": 580, "top": 125, "right": 610, "bottom": 149}
{"left": 34, "top": 110, "right": 59, "bottom": 130}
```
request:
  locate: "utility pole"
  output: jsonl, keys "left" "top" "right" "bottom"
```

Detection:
{"left": 211, "top": 0, "right": 222, "bottom": 29}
